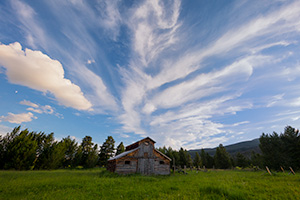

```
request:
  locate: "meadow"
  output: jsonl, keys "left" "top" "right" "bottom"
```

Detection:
{"left": 0, "top": 168, "right": 299, "bottom": 200}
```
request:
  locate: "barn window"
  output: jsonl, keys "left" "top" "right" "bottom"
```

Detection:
{"left": 160, "top": 161, "right": 164, "bottom": 165}
{"left": 144, "top": 141, "right": 149, "bottom": 146}
{"left": 144, "top": 152, "right": 148, "bottom": 158}
{"left": 125, "top": 161, "right": 130, "bottom": 165}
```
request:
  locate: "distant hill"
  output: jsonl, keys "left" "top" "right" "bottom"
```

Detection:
{"left": 188, "top": 138, "right": 260, "bottom": 159}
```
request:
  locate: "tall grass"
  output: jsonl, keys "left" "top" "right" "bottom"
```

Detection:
{"left": 0, "top": 169, "right": 299, "bottom": 199}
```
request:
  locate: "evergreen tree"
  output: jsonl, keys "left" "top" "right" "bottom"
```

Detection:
{"left": 79, "top": 136, "right": 98, "bottom": 168}
{"left": 235, "top": 152, "right": 249, "bottom": 168}
{"left": 187, "top": 153, "right": 193, "bottom": 168}
{"left": 34, "top": 132, "right": 56, "bottom": 169}
{"left": 116, "top": 142, "right": 125, "bottom": 155}
{"left": 250, "top": 151, "right": 263, "bottom": 168}
{"left": 281, "top": 126, "right": 300, "bottom": 169}
{"left": 259, "top": 132, "right": 285, "bottom": 169}
{"left": 200, "top": 149, "right": 207, "bottom": 167}
{"left": 206, "top": 153, "right": 214, "bottom": 168}
{"left": 61, "top": 136, "right": 78, "bottom": 168}
{"left": 193, "top": 152, "right": 201, "bottom": 168}
{"left": 178, "top": 147, "right": 188, "bottom": 168}
{"left": 99, "top": 136, "right": 115, "bottom": 166}
{"left": 259, "top": 126, "right": 300, "bottom": 170}
{"left": 3, "top": 127, "right": 38, "bottom": 170}
{"left": 214, "top": 144, "right": 232, "bottom": 169}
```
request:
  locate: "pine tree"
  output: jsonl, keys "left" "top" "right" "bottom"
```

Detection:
{"left": 80, "top": 136, "right": 98, "bottom": 168}
{"left": 116, "top": 142, "right": 125, "bottom": 155}
{"left": 193, "top": 152, "right": 201, "bottom": 168}
{"left": 214, "top": 144, "right": 232, "bottom": 169}
{"left": 206, "top": 153, "right": 214, "bottom": 168}
{"left": 187, "top": 153, "right": 193, "bottom": 168}
{"left": 178, "top": 147, "right": 187, "bottom": 168}
{"left": 200, "top": 149, "right": 207, "bottom": 167}
{"left": 99, "top": 136, "right": 115, "bottom": 166}
{"left": 235, "top": 152, "right": 249, "bottom": 168}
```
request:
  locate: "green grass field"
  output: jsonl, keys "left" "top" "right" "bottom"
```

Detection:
{"left": 0, "top": 168, "right": 299, "bottom": 200}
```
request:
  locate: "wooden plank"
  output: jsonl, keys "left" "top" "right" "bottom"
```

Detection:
{"left": 289, "top": 167, "right": 295, "bottom": 175}
{"left": 266, "top": 166, "right": 272, "bottom": 175}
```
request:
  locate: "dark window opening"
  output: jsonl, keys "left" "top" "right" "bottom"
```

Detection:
{"left": 160, "top": 161, "right": 164, "bottom": 165}
{"left": 144, "top": 141, "right": 149, "bottom": 146}
{"left": 125, "top": 161, "right": 130, "bottom": 165}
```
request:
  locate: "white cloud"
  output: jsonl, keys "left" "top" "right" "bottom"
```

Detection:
{"left": 11, "top": 0, "right": 47, "bottom": 48}
{"left": 27, "top": 105, "right": 54, "bottom": 115}
{"left": 266, "top": 94, "right": 285, "bottom": 107}
{"left": 289, "top": 97, "right": 300, "bottom": 107}
{"left": 0, "top": 42, "right": 93, "bottom": 111}
{"left": 148, "top": 1, "right": 300, "bottom": 92}
{"left": 19, "top": 100, "right": 63, "bottom": 118}
{"left": 26, "top": 107, "right": 43, "bottom": 114}
{"left": 119, "top": 0, "right": 181, "bottom": 134}
{"left": 129, "top": 0, "right": 181, "bottom": 66}
{"left": 0, "top": 112, "right": 37, "bottom": 124}
{"left": 97, "top": 0, "right": 122, "bottom": 40}
{"left": 145, "top": 56, "right": 255, "bottom": 113}
{"left": 20, "top": 100, "right": 39, "bottom": 108}
{"left": 74, "top": 63, "right": 118, "bottom": 112}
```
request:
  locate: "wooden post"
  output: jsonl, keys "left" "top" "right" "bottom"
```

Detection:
{"left": 184, "top": 165, "right": 186, "bottom": 174}
{"left": 280, "top": 166, "right": 285, "bottom": 173}
{"left": 266, "top": 166, "right": 272, "bottom": 175}
{"left": 173, "top": 157, "right": 175, "bottom": 175}
{"left": 289, "top": 167, "right": 295, "bottom": 175}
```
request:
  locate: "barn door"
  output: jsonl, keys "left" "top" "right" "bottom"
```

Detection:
{"left": 142, "top": 158, "right": 154, "bottom": 175}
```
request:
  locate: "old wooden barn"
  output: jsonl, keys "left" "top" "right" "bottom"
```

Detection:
{"left": 107, "top": 137, "right": 171, "bottom": 175}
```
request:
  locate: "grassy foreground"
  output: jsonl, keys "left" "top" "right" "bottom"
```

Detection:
{"left": 0, "top": 168, "right": 299, "bottom": 200}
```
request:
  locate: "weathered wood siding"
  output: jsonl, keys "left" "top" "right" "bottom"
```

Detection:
{"left": 115, "top": 150, "right": 138, "bottom": 174}
{"left": 137, "top": 139, "right": 155, "bottom": 175}
{"left": 154, "top": 150, "right": 170, "bottom": 175}
{"left": 154, "top": 160, "right": 170, "bottom": 175}
{"left": 115, "top": 158, "right": 137, "bottom": 174}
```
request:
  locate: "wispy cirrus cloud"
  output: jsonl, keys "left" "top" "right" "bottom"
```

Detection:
{"left": 10, "top": 0, "right": 47, "bottom": 48}
{"left": 117, "top": 0, "right": 300, "bottom": 148}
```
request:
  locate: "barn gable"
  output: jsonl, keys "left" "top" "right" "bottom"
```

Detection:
{"left": 107, "top": 137, "right": 170, "bottom": 175}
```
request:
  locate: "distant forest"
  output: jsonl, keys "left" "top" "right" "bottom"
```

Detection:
{"left": 0, "top": 125, "right": 299, "bottom": 171}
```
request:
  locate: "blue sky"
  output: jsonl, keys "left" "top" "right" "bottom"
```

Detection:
{"left": 1, "top": 0, "right": 300, "bottom": 149}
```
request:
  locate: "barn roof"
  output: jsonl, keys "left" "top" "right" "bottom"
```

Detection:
{"left": 154, "top": 149, "right": 171, "bottom": 161}
{"left": 125, "top": 137, "right": 156, "bottom": 151}
{"left": 108, "top": 147, "right": 139, "bottom": 161}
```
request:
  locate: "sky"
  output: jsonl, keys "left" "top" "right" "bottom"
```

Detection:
{"left": 0, "top": 0, "right": 300, "bottom": 150}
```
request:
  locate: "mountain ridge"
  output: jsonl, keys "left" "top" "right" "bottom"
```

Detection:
{"left": 188, "top": 138, "right": 260, "bottom": 158}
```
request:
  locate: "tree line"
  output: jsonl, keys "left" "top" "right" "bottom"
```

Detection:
{"left": 0, "top": 126, "right": 120, "bottom": 170}
{"left": 0, "top": 125, "right": 298, "bottom": 170}
{"left": 158, "top": 144, "right": 262, "bottom": 170}
{"left": 159, "top": 125, "right": 299, "bottom": 170}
